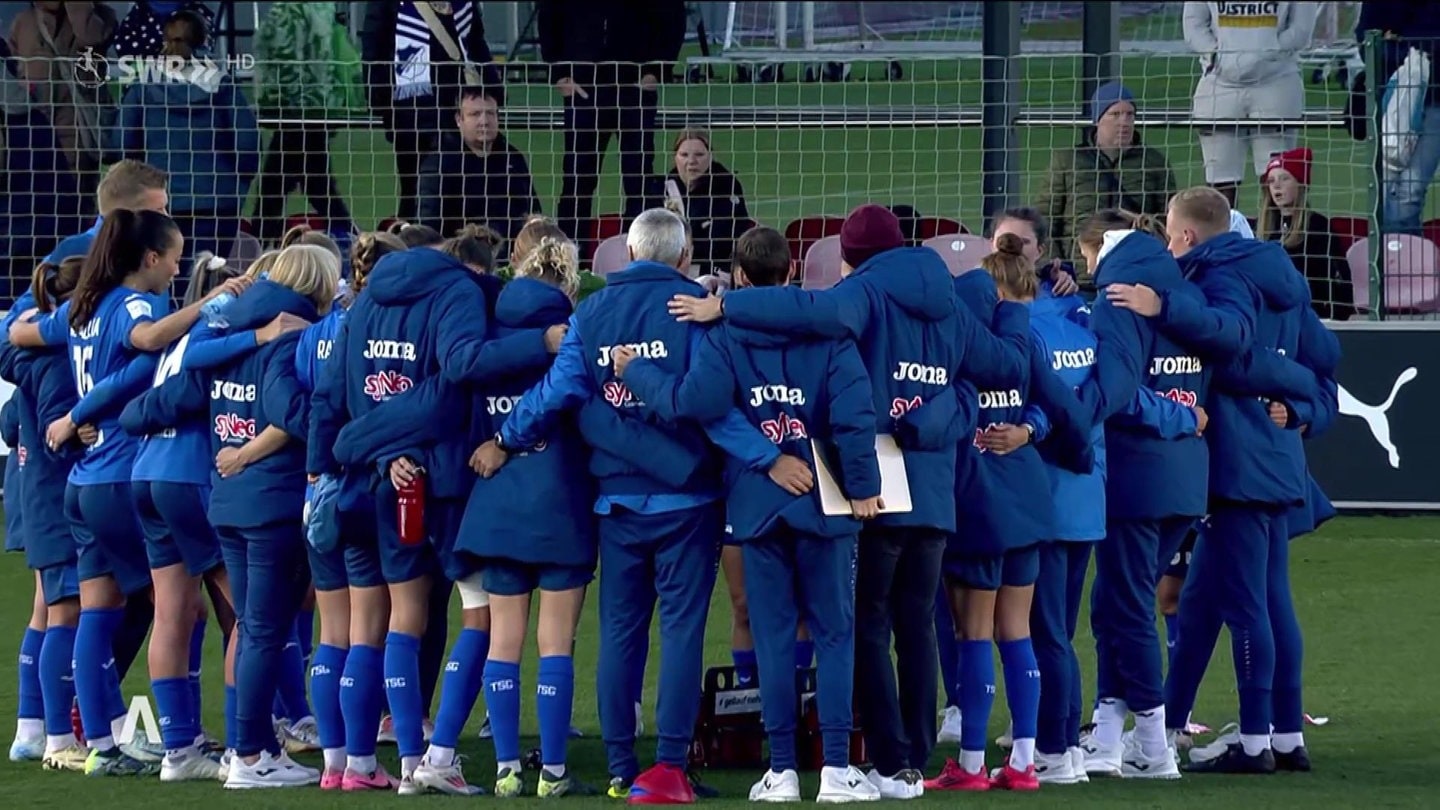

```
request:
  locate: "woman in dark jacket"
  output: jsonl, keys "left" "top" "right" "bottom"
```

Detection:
{"left": 662, "top": 129, "right": 751, "bottom": 276}
{"left": 1257, "top": 147, "right": 1355, "bottom": 320}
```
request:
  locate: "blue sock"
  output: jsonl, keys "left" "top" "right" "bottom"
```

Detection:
{"left": 793, "top": 639, "right": 814, "bottom": 670}
{"left": 296, "top": 611, "right": 314, "bottom": 663}
{"left": 382, "top": 632, "right": 424, "bottom": 757}
{"left": 74, "top": 608, "right": 124, "bottom": 742}
{"left": 959, "top": 640, "right": 995, "bottom": 756}
{"left": 39, "top": 626, "right": 77, "bottom": 737}
{"left": 935, "top": 595, "right": 961, "bottom": 708}
{"left": 1164, "top": 613, "right": 1180, "bottom": 672}
{"left": 310, "top": 644, "right": 348, "bottom": 751}
{"left": 224, "top": 684, "right": 239, "bottom": 750}
{"left": 18, "top": 627, "right": 43, "bottom": 722}
{"left": 152, "top": 677, "right": 195, "bottom": 751}
{"left": 276, "top": 623, "right": 311, "bottom": 722}
{"left": 483, "top": 659, "right": 522, "bottom": 765}
{"left": 429, "top": 629, "right": 488, "bottom": 750}
{"left": 341, "top": 644, "right": 383, "bottom": 757}
{"left": 998, "top": 639, "right": 1040, "bottom": 741}
{"left": 732, "top": 648, "right": 757, "bottom": 687}
{"left": 188, "top": 618, "right": 206, "bottom": 733}
{"left": 537, "top": 656, "right": 575, "bottom": 768}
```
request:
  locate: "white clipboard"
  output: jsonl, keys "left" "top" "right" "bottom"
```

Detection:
{"left": 812, "top": 435, "right": 914, "bottom": 517}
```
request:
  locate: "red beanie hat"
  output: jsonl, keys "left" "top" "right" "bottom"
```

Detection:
{"left": 840, "top": 204, "right": 906, "bottom": 268}
{"left": 1262, "top": 147, "right": 1313, "bottom": 187}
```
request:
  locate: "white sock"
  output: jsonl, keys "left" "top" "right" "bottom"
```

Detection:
{"left": 16, "top": 717, "right": 42, "bottom": 738}
{"left": 1010, "top": 739, "right": 1036, "bottom": 770}
{"left": 46, "top": 733, "right": 76, "bottom": 753}
{"left": 960, "top": 749, "right": 985, "bottom": 774}
{"left": 1134, "top": 706, "right": 1168, "bottom": 758}
{"left": 426, "top": 744, "right": 455, "bottom": 767}
{"left": 1095, "top": 698, "right": 1128, "bottom": 747}
{"left": 1239, "top": 733, "right": 1270, "bottom": 757}
{"left": 1271, "top": 732, "right": 1304, "bottom": 754}
{"left": 544, "top": 763, "right": 567, "bottom": 778}
{"left": 322, "top": 747, "right": 345, "bottom": 770}
{"left": 401, "top": 754, "right": 421, "bottom": 775}
{"left": 498, "top": 758, "right": 521, "bottom": 775}
{"left": 348, "top": 753, "right": 378, "bottom": 774}
{"left": 89, "top": 734, "right": 115, "bottom": 752}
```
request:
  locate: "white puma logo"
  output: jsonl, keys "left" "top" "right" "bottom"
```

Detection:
{"left": 1338, "top": 368, "right": 1417, "bottom": 468}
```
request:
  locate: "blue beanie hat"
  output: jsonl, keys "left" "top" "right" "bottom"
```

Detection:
{"left": 1089, "top": 81, "right": 1135, "bottom": 125}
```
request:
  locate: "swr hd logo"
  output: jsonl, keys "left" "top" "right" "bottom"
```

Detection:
{"left": 72, "top": 47, "right": 254, "bottom": 92}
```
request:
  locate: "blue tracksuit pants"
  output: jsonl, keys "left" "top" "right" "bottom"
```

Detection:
{"left": 1032, "top": 540, "right": 1093, "bottom": 755}
{"left": 596, "top": 504, "right": 722, "bottom": 780}
{"left": 743, "top": 530, "right": 857, "bottom": 771}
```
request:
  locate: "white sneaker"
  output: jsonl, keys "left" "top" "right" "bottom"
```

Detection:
{"left": 818, "top": 765, "right": 881, "bottom": 803}
{"left": 1034, "top": 750, "right": 1079, "bottom": 785}
{"left": 1121, "top": 735, "right": 1181, "bottom": 780}
{"left": 936, "top": 706, "right": 962, "bottom": 744}
{"left": 160, "top": 745, "right": 225, "bottom": 782}
{"left": 224, "top": 750, "right": 321, "bottom": 789}
{"left": 995, "top": 721, "right": 1014, "bottom": 749}
{"left": 8, "top": 733, "right": 43, "bottom": 761}
{"left": 1068, "top": 747, "right": 1090, "bottom": 784}
{"left": 1082, "top": 739, "right": 1123, "bottom": 777}
{"left": 866, "top": 769, "right": 922, "bottom": 800}
{"left": 217, "top": 748, "right": 235, "bottom": 782}
{"left": 1187, "top": 722, "right": 1240, "bottom": 764}
{"left": 749, "top": 769, "right": 801, "bottom": 802}
{"left": 397, "top": 769, "right": 423, "bottom": 796}
{"left": 412, "top": 756, "right": 484, "bottom": 796}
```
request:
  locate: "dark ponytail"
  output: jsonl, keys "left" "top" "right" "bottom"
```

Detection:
{"left": 182, "top": 252, "right": 242, "bottom": 308}
{"left": 69, "top": 209, "right": 180, "bottom": 331}
{"left": 33, "top": 257, "right": 85, "bottom": 313}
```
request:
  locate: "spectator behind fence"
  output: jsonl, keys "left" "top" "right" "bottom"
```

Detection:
{"left": 1037, "top": 82, "right": 1176, "bottom": 269}
{"left": 113, "top": 0, "right": 214, "bottom": 59}
{"left": 0, "top": 38, "right": 85, "bottom": 304}
{"left": 660, "top": 129, "right": 750, "bottom": 276}
{"left": 1363, "top": 5, "right": 1440, "bottom": 235}
{"left": 1183, "top": 1, "right": 1318, "bottom": 207}
{"left": 539, "top": 0, "right": 687, "bottom": 244}
{"left": 8, "top": 1, "right": 117, "bottom": 212}
{"left": 417, "top": 85, "right": 540, "bottom": 253}
{"left": 110, "top": 10, "right": 260, "bottom": 274}
{"left": 253, "top": 1, "right": 360, "bottom": 245}
{"left": 361, "top": 0, "right": 499, "bottom": 223}
{"left": 1257, "top": 147, "right": 1355, "bottom": 321}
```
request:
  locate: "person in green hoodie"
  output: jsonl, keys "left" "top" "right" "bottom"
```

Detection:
{"left": 252, "top": 2, "right": 361, "bottom": 246}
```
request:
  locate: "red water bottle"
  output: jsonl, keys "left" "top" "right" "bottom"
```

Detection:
{"left": 396, "top": 469, "right": 427, "bottom": 546}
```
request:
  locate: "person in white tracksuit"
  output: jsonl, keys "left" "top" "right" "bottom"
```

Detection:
{"left": 1184, "top": 2, "right": 1320, "bottom": 206}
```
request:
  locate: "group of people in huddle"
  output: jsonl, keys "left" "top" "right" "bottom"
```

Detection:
{"left": 2, "top": 153, "right": 1336, "bottom": 805}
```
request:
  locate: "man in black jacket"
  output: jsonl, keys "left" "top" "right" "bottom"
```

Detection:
{"left": 361, "top": 0, "right": 500, "bottom": 222}
{"left": 417, "top": 85, "right": 540, "bottom": 247}
{"left": 538, "top": 0, "right": 686, "bottom": 247}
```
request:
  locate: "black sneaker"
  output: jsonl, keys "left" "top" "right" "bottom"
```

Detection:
{"left": 1184, "top": 743, "right": 1276, "bottom": 774}
{"left": 688, "top": 770, "right": 721, "bottom": 799}
{"left": 1274, "top": 746, "right": 1312, "bottom": 772}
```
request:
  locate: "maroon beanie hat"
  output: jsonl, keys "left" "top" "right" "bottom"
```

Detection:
{"left": 840, "top": 204, "right": 905, "bottom": 268}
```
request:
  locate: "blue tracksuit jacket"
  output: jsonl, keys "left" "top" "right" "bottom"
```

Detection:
{"left": 623, "top": 315, "right": 882, "bottom": 543}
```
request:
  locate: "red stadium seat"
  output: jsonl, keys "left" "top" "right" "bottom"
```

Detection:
{"left": 591, "top": 234, "right": 631, "bottom": 277}
{"left": 922, "top": 234, "right": 992, "bottom": 277}
{"left": 1347, "top": 234, "right": 1440, "bottom": 314}
{"left": 378, "top": 217, "right": 402, "bottom": 233}
{"left": 1423, "top": 219, "right": 1440, "bottom": 249}
{"left": 285, "top": 215, "right": 328, "bottom": 234}
{"left": 587, "top": 213, "right": 626, "bottom": 261}
{"left": 917, "top": 217, "right": 967, "bottom": 240}
{"left": 801, "top": 236, "right": 843, "bottom": 291}
{"left": 784, "top": 216, "right": 844, "bottom": 268}
{"left": 238, "top": 218, "right": 255, "bottom": 236}
{"left": 1330, "top": 216, "right": 1369, "bottom": 252}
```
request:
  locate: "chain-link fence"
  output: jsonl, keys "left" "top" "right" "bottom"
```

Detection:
{"left": 2, "top": 18, "right": 1436, "bottom": 319}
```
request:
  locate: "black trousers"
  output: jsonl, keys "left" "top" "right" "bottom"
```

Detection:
{"left": 557, "top": 84, "right": 658, "bottom": 246}
{"left": 853, "top": 526, "right": 946, "bottom": 775}
{"left": 392, "top": 128, "right": 442, "bottom": 224}
{"left": 253, "top": 124, "right": 352, "bottom": 245}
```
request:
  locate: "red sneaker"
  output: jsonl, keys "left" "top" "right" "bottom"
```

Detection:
{"left": 924, "top": 758, "right": 990, "bottom": 792}
{"left": 628, "top": 764, "right": 696, "bottom": 805}
{"left": 990, "top": 762, "right": 1040, "bottom": 792}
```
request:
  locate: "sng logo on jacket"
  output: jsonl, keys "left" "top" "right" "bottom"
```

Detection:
{"left": 214, "top": 413, "right": 257, "bottom": 443}
{"left": 363, "top": 370, "right": 414, "bottom": 402}
{"left": 603, "top": 380, "right": 637, "bottom": 407}
{"left": 1338, "top": 367, "right": 1416, "bottom": 469}
{"left": 760, "top": 412, "right": 809, "bottom": 444}
{"left": 889, "top": 396, "right": 923, "bottom": 419}
{"left": 1157, "top": 387, "right": 1198, "bottom": 408}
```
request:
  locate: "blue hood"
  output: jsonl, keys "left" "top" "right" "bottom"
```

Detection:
{"left": 953, "top": 269, "right": 999, "bottom": 323}
{"left": 495, "top": 277, "right": 572, "bottom": 329}
{"left": 224, "top": 279, "right": 319, "bottom": 331}
{"left": 1180, "top": 232, "right": 1310, "bottom": 312}
{"left": 1093, "top": 230, "right": 1184, "bottom": 289}
{"left": 139, "top": 73, "right": 230, "bottom": 106}
{"left": 850, "top": 247, "right": 956, "bottom": 323}
{"left": 727, "top": 321, "right": 791, "bottom": 349}
{"left": 367, "top": 248, "right": 477, "bottom": 306}
{"left": 1029, "top": 292, "right": 1075, "bottom": 321}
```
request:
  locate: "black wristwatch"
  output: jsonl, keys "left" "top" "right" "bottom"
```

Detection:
{"left": 492, "top": 432, "right": 511, "bottom": 453}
